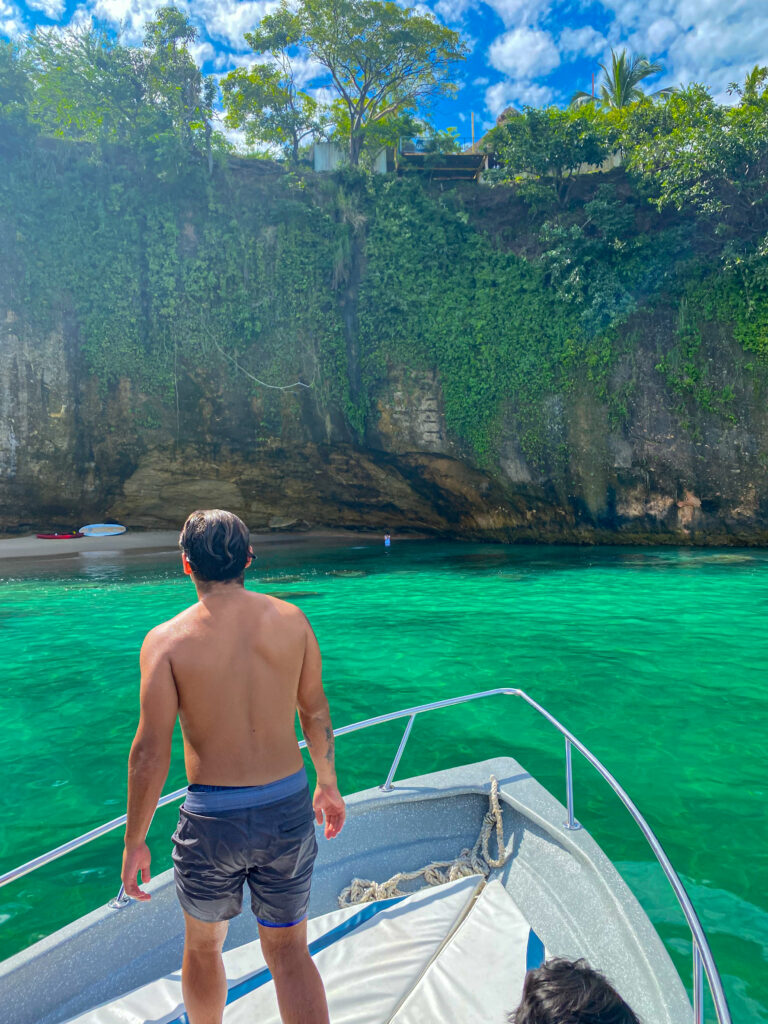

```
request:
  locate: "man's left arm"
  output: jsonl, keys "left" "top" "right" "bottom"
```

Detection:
{"left": 121, "top": 628, "right": 179, "bottom": 902}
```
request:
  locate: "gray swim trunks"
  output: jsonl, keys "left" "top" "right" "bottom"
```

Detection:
{"left": 171, "top": 767, "right": 317, "bottom": 926}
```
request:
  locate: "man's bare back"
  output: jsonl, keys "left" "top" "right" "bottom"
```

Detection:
{"left": 155, "top": 589, "right": 310, "bottom": 787}
{"left": 121, "top": 509, "right": 343, "bottom": 1024}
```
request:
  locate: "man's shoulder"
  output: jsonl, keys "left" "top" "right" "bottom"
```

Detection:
{"left": 258, "top": 592, "right": 308, "bottom": 624}
{"left": 141, "top": 610, "right": 191, "bottom": 654}
{"left": 252, "top": 593, "right": 311, "bottom": 639}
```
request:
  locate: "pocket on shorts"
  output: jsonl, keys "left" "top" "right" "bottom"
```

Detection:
{"left": 277, "top": 791, "right": 315, "bottom": 836}
{"left": 279, "top": 813, "right": 314, "bottom": 837}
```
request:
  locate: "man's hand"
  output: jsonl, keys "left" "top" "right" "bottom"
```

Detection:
{"left": 121, "top": 841, "right": 152, "bottom": 901}
{"left": 313, "top": 783, "right": 346, "bottom": 839}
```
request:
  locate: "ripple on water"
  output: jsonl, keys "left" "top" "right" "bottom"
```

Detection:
{"left": 0, "top": 542, "right": 765, "bottom": 1022}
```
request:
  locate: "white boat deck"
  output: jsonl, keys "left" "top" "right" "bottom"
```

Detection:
{"left": 1, "top": 757, "right": 694, "bottom": 1024}
{"left": 66, "top": 875, "right": 541, "bottom": 1024}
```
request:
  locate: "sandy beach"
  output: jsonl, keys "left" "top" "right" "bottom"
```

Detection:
{"left": 0, "top": 528, "right": 402, "bottom": 564}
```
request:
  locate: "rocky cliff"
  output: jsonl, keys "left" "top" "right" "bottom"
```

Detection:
{"left": 3, "top": 300, "right": 767, "bottom": 544}
{"left": 2, "top": 145, "right": 767, "bottom": 543}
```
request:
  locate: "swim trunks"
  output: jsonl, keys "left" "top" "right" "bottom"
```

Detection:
{"left": 171, "top": 767, "right": 317, "bottom": 926}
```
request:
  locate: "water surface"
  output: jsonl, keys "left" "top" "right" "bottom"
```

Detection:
{"left": 0, "top": 542, "right": 764, "bottom": 1021}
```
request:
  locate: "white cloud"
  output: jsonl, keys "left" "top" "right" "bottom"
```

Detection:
{"left": 306, "top": 84, "right": 335, "bottom": 106}
{"left": 642, "top": 16, "right": 679, "bottom": 52}
{"left": 290, "top": 54, "right": 327, "bottom": 88}
{"left": 85, "top": 0, "right": 157, "bottom": 43}
{"left": 192, "top": 0, "right": 277, "bottom": 49}
{"left": 473, "top": 76, "right": 490, "bottom": 86}
{"left": 69, "top": 0, "right": 277, "bottom": 49}
{"left": 485, "top": 78, "right": 553, "bottom": 117}
{"left": 488, "top": 26, "right": 560, "bottom": 79}
{"left": 481, "top": 0, "right": 550, "bottom": 29}
{"left": 559, "top": 25, "right": 608, "bottom": 59}
{"left": 26, "top": 0, "right": 65, "bottom": 17}
{"left": 189, "top": 40, "right": 217, "bottom": 67}
{"left": 594, "top": 0, "right": 768, "bottom": 100}
{"left": 0, "top": 0, "right": 26, "bottom": 36}
{"left": 433, "top": 0, "right": 473, "bottom": 22}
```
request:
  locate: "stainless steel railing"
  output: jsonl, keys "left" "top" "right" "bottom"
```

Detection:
{"left": 0, "top": 687, "right": 730, "bottom": 1024}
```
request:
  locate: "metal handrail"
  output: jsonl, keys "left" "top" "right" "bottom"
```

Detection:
{"left": 0, "top": 687, "right": 730, "bottom": 1024}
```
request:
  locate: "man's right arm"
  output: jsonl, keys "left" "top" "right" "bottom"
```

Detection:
{"left": 296, "top": 616, "right": 346, "bottom": 839}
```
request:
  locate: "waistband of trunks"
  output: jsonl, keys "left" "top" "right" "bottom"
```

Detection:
{"left": 183, "top": 766, "right": 308, "bottom": 813}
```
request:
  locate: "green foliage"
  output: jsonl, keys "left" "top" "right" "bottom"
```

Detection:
{"left": 3, "top": 34, "right": 768, "bottom": 466}
{"left": 280, "top": 0, "right": 467, "bottom": 164}
{"left": 625, "top": 82, "right": 768, "bottom": 239}
{"left": 485, "top": 105, "right": 611, "bottom": 205}
{"left": 655, "top": 298, "right": 736, "bottom": 424}
{"left": 20, "top": 9, "right": 221, "bottom": 170}
{"left": 538, "top": 183, "right": 687, "bottom": 332}
{"left": 0, "top": 41, "right": 31, "bottom": 127}
{"left": 330, "top": 103, "right": 422, "bottom": 167}
{"left": 728, "top": 64, "right": 768, "bottom": 107}
{"left": 357, "top": 177, "right": 585, "bottom": 462}
{"left": 690, "top": 257, "right": 768, "bottom": 363}
{"left": 221, "top": 14, "right": 330, "bottom": 162}
{"left": 419, "top": 127, "right": 463, "bottom": 153}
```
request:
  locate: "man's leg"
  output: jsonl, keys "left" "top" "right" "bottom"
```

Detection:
{"left": 181, "top": 911, "right": 229, "bottom": 1024}
{"left": 258, "top": 919, "right": 330, "bottom": 1024}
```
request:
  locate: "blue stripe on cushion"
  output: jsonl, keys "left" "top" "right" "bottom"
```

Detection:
{"left": 174, "top": 895, "right": 406, "bottom": 1024}
{"left": 526, "top": 928, "right": 545, "bottom": 971}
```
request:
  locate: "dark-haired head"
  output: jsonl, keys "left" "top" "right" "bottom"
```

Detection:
{"left": 179, "top": 510, "right": 252, "bottom": 587}
{"left": 510, "top": 958, "right": 641, "bottom": 1024}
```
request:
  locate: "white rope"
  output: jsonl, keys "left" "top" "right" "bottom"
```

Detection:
{"left": 208, "top": 333, "right": 314, "bottom": 391}
{"left": 338, "top": 775, "right": 511, "bottom": 908}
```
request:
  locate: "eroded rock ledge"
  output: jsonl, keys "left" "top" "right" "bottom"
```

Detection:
{"left": 2, "top": 308, "right": 767, "bottom": 545}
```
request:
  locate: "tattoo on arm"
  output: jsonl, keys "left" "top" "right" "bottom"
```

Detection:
{"left": 324, "top": 725, "right": 335, "bottom": 764}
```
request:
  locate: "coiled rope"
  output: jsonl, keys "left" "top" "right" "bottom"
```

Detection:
{"left": 338, "top": 775, "right": 511, "bottom": 908}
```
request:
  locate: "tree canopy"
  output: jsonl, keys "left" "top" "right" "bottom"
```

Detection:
{"left": 221, "top": 10, "right": 329, "bottom": 164}
{"left": 237, "top": 0, "right": 466, "bottom": 164}
{"left": 484, "top": 105, "right": 610, "bottom": 205}
{"left": 17, "top": 7, "right": 219, "bottom": 170}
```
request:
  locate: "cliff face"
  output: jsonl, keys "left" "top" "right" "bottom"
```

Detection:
{"left": 2, "top": 137, "right": 766, "bottom": 543}
{"left": 3, "top": 301, "right": 767, "bottom": 543}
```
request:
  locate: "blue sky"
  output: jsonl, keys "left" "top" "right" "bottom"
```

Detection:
{"left": 3, "top": 0, "right": 767, "bottom": 144}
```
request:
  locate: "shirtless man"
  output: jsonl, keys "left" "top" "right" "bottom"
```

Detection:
{"left": 121, "top": 509, "right": 345, "bottom": 1024}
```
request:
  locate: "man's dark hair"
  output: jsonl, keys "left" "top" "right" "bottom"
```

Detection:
{"left": 510, "top": 958, "right": 641, "bottom": 1024}
{"left": 179, "top": 509, "right": 251, "bottom": 584}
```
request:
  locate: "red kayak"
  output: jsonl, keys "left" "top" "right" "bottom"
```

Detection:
{"left": 36, "top": 532, "right": 83, "bottom": 539}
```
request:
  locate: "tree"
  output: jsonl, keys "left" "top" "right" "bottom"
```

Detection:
{"left": 571, "top": 49, "right": 674, "bottom": 109}
{"left": 23, "top": 8, "right": 218, "bottom": 168}
{"left": 141, "top": 7, "right": 217, "bottom": 165}
{"left": 25, "top": 27, "right": 147, "bottom": 146}
{"left": 625, "top": 84, "right": 768, "bottom": 240}
{"left": 0, "top": 41, "right": 32, "bottom": 129}
{"left": 485, "top": 105, "right": 610, "bottom": 205}
{"left": 222, "top": 8, "right": 328, "bottom": 161}
{"left": 252, "top": 0, "right": 467, "bottom": 165}
{"left": 331, "top": 102, "right": 423, "bottom": 165}
{"left": 728, "top": 64, "right": 768, "bottom": 107}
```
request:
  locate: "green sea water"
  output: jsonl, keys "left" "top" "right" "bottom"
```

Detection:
{"left": 0, "top": 541, "right": 765, "bottom": 1021}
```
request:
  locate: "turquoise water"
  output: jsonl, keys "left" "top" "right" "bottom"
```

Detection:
{"left": 0, "top": 541, "right": 766, "bottom": 1021}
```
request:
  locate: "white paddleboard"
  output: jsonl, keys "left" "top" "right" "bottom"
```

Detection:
{"left": 78, "top": 523, "right": 127, "bottom": 537}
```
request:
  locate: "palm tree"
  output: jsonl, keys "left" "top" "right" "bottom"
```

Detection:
{"left": 728, "top": 64, "right": 768, "bottom": 106}
{"left": 571, "top": 48, "right": 674, "bottom": 109}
